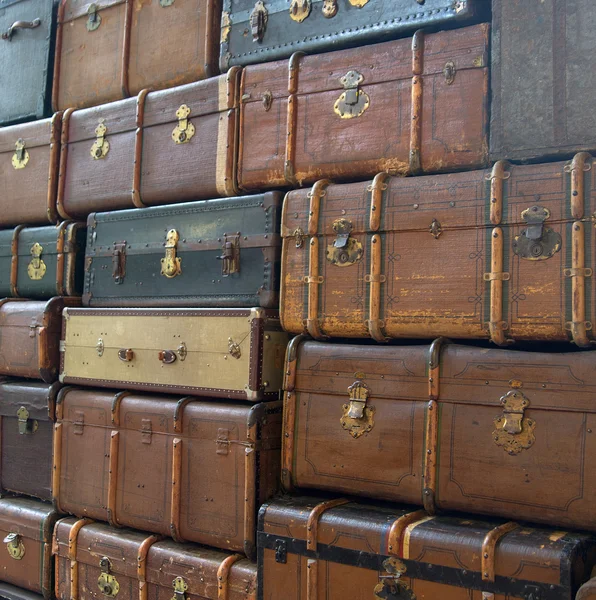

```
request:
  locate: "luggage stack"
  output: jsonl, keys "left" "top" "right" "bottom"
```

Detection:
{"left": 0, "top": 1, "right": 596, "bottom": 599}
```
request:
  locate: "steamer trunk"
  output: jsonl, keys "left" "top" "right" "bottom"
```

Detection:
{"left": 238, "top": 24, "right": 489, "bottom": 191}
{"left": 258, "top": 496, "right": 596, "bottom": 600}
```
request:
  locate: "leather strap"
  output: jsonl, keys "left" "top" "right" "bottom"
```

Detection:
{"left": 169, "top": 437, "right": 184, "bottom": 542}
{"left": 132, "top": 89, "right": 149, "bottom": 208}
{"left": 284, "top": 52, "right": 305, "bottom": 185}
{"left": 9, "top": 225, "right": 24, "bottom": 297}
{"left": 137, "top": 534, "right": 160, "bottom": 600}
{"left": 366, "top": 234, "right": 387, "bottom": 342}
{"left": 386, "top": 510, "right": 428, "bottom": 556}
{"left": 409, "top": 30, "right": 424, "bottom": 174}
{"left": 481, "top": 522, "right": 519, "bottom": 582}
{"left": 107, "top": 431, "right": 120, "bottom": 527}
{"left": 56, "top": 108, "right": 75, "bottom": 220}
{"left": 68, "top": 518, "right": 94, "bottom": 600}
{"left": 368, "top": 172, "right": 390, "bottom": 232}
{"left": 217, "top": 554, "right": 243, "bottom": 600}
{"left": 55, "top": 221, "right": 68, "bottom": 297}
{"left": 52, "top": 422, "right": 63, "bottom": 513}
{"left": 121, "top": 0, "right": 133, "bottom": 99}
{"left": 47, "top": 112, "right": 62, "bottom": 223}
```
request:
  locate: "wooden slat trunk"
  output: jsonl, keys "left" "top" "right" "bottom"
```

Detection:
{"left": 258, "top": 496, "right": 596, "bottom": 600}
{"left": 238, "top": 24, "right": 489, "bottom": 191}
{"left": 280, "top": 154, "right": 596, "bottom": 345}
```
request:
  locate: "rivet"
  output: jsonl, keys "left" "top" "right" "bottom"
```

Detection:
{"left": 413, "top": 203, "right": 419, "bottom": 209}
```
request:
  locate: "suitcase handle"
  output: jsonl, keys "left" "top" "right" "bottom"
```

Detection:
{"left": 1, "top": 18, "right": 41, "bottom": 41}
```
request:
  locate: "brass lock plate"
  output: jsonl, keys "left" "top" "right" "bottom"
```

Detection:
{"left": 161, "top": 229, "right": 182, "bottom": 278}
{"left": 334, "top": 70, "right": 370, "bottom": 119}
{"left": 86, "top": 3, "right": 102, "bottom": 31}
{"left": 322, "top": 0, "right": 338, "bottom": 17}
{"left": 340, "top": 376, "right": 374, "bottom": 438}
{"left": 290, "top": 0, "right": 311, "bottom": 22}
{"left": 91, "top": 122, "right": 109, "bottom": 160}
{"left": 250, "top": 0, "right": 268, "bottom": 42}
{"left": 228, "top": 337, "right": 241, "bottom": 359}
{"left": 171, "top": 576, "right": 188, "bottom": 600}
{"left": 326, "top": 218, "right": 363, "bottom": 266}
{"left": 172, "top": 105, "right": 195, "bottom": 144}
{"left": 4, "top": 533, "right": 25, "bottom": 560}
{"left": 27, "top": 242, "right": 46, "bottom": 280}
{"left": 98, "top": 557, "right": 120, "bottom": 597}
{"left": 374, "top": 558, "right": 415, "bottom": 600}
{"left": 512, "top": 205, "right": 562, "bottom": 261}
{"left": 493, "top": 390, "right": 536, "bottom": 455}
{"left": 17, "top": 406, "right": 38, "bottom": 435}
{"left": 12, "top": 138, "right": 29, "bottom": 169}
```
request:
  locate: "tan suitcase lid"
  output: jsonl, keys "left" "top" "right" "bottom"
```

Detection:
{"left": 0, "top": 116, "right": 60, "bottom": 154}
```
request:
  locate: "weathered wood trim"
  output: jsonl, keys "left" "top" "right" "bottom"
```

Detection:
{"left": 169, "top": 437, "right": 183, "bottom": 542}
{"left": 68, "top": 518, "right": 94, "bottom": 600}
{"left": 52, "top": 423, "right": 63, "bottom": 513}
{"left": 107, "top": 431, "right": 119, "bottom": 527}
{"left": 9, "top": 225, "right": 23, "bottom": 297}
{"left": 137, "top": 534, "right": 160, "bottom": 600}
{"left": 409, "top": 31, "right": 424, "bottom": 174}
{"left": 368, "top": 172, "right": 390, "bottom": 232}
{"left": 481, "top": 522, "right": 519, "bottom": 582}
{"left": 132, "top": 89, "right": 149, "bottom": 208}
{"left": 366, "top": 234, "right": 387, "bottom": 342}
{"left": 57, "top": 108, "right": 75, "bottom": 221}
{"left": 487, "top": 161, "right": 509, "bottom": 225}
{"left": 217, "top": 554, "right": 243, "bottom": 600}
{"left": 485, "top": 227, "right": 512, "bottom": 345}
{"left": 284, "top": 52, "right": 304, "bottom": 185}
{"left": 386, "top": 509, "right": 428, "bottom": 556}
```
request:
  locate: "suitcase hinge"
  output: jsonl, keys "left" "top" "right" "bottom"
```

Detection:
{"left": 493, "top": 390, "right": 536, "bottom": 455}
{"left": 87, "top": 3, "right": 101, "bottom": 31}
{"left": 341, "top": 374, "right": 375, "bottom": 438}
{"left": 12, "top": 138, "right": 29, "bottom": 169}
{"left": 374, "top": 558, "right": 415, "bottom": 600}
{"left": 96, "top": 338, "right": 104, "bottom": 357}
{"left": 512, "top": 206, "right": 562, "bottom": 261}
{"left": 326, "top": 218, "right": 363, "bottom": 266}
{"left": 275, "top": 539, "right": 287, "bottom": 563}
{"left": 322, "top": 0, "right": 338, "bottom": 18}
{"left": 171, "top": 577, "right": 188, "bottom": 600}
{"left": 4, "top": 533, "right": 25, "bottom": 560}
{"left": 218, "top": 234, "right": 240, "bottom": 276}
{"left": 98, "top": 557, "right": 119, "bottom": 597}
{"left": 334, "top": 70, "right": 370, "bottom": 119}
{"left": 172, "top": 105, "right": 195, "bottom": 144}
{"left": 289, "top": 0, "right": 311, "bottom": 22}
{"left": 112, "top": 242, "right": 126, "bottom": 284}
{"left": 27, "top": 242, "right": 46, "bottom": 280}
{"left": 91, "top": 121, "right": 109, "bottom": 159}
{"left": 250, "top": 1, "right": 268, "bottom": 42}
{"left": 161, "top": 229, "right": 182, "bottom": 278}
{"left": 17, "top": 406, "right": 38, "bottom": 435}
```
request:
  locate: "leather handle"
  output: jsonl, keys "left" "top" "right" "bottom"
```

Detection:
{"left": 118, "top": 348, "right": 134, "bottom": 362}
{"left": 158, "top": 350, "right": 177, "bottom": 364}
{"left": 2, "top": 18, "right": 41, "bottom": 41}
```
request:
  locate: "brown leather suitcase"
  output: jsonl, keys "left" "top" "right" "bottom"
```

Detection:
{"left": 53, "top": 387, "right": 281, "bottom": 557}
{"left": 0, "top": 115, "right": 61, "bottom": 228}
{"left": 53, "top": 0, "right": 221, "bottom": 111}
{"left": 283, "top": 337, "right": 596, "bottom": 532}
{"left": 0, "top": 380, "right": 60, "bottom": 502}
{"left": 281, "top": 154, "right": 596, "bottom": 345}
{"left": 237, "top": 23, "right": 489, "bottom": 192}
{"left": 0, "top": 583, "right": 44, "bottom": 600}
{"left": 57, "top": 71, "right": 240, "bottom": 221}
{"left": 54, "top": 518, "right": 256, "bottom": 600}
{"left": 259, "top": 496, "right": 596, "bottom": 600}
{"left": 0, "top": 298, "right": 80, "bottom": 382}
{"left": 0, "top": 497, "right": 58, "bottom": 599}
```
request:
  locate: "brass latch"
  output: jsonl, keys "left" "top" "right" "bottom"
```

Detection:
{"left": 250, "top": 0, "right": 268, "bottom": 41}
{"left": 27, "top": 242, "right": 46, "bottom": 280}
{"left": 429, "top": 218, "right": 442, "bottom": 239}
{"left": 228, "top": 337, "right": 241, "bottom": 359}
{"left": 374, "top": 558, "right": 415, "bottom": 600}
{"left": 12, "top": 138, "right": 29, "bottom": 169}
{"left": 334, "top": 70, "right": 370, "bottom": 119}
{"left": 493, "top": 390, "right": 536, "bottom": 455}
{"left": 326, "top": 218, "right": 363, "bottom": 266}
{"left": 161, "top": 229, "right": 182, "bottom": 278}
{"left": 112, "top": 242, "right": 126, "bottom": 284}
{"left": 218, "top": 234, "right": 240, "bottom": 276}
{"left": 96, "top": 338, "right": 104, "bottom": 357}
{"left": 171, "top": 105, "right": 195, "bottom": 144}
{"left": 340, "top": 375, "right": 375, "bottom": 438}
{"left": 91, "top": 122, "right": 109, "bottom": 160}
{"left": 171, "top": 577, "right": 188, "bottom": 600}
{"left": 289, "top": 0, "right": 311, "bottom": 22}
{"left": 4, "top": 533, "right": 25, "bottom": 560}
{"left": 86, "top": 3, "right": 101, "bottom": 31}
{"left": 98, "top": 557, "right": 119, "bottom": 597}
{"left": 322, "top": 0, "right": 338, "bottom": 18}
{"left": 17, "top": 406, "right": 38, "bottom": 435}
{"left": 348, "top": 0, "right": 369, "bottom": 5}
{"left": 292, "top": 227, "right": 305, "bottom": 248}
{"left": 512, "top": 205, "right": 562, "bottom": 261}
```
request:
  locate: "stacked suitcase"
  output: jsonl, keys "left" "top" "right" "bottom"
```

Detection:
{"left": 1, "top": 0, "right": 596, "bottom": 599}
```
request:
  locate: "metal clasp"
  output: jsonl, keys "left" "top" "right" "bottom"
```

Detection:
{"left": 161, "top": 229, "right": 182, "bottom": 278}
{"left": 290, "top": 0, "right": 311, "bottom": 22}
{"left": 292, "top": 227, "right": 305, "bottom": 248}
{"left": 374, "top": 558, "right": 414, "bottom": 600}
{"left": 340, "top": 374, "right": 374, "bottom": 438}
{"left": 91, "top": 122, "right": 109, "bottom": 160}
{"left": 493, "top": 390, "right": 536, "bottom": 455}
{"left": 12, "top": 138, "right": 29, "bottom": 169}
{"left": 334, "top": 70, "right": 370, "bottom": 119}
{"left": 96, "top": 338, "right": 104, "bottom": 357}
{"left": 4, "top": 533, "right": 25, "bottom": 560}
{"left": 275, "top": 539, "right": 287, "bottom": 564}
{"left": 158, "top": 350, "right": 177, "bottom": 364}
{"left": 98, "top": 557, "right": 119, "bottom": 597}
{"left": 27, "top": 242, "right": 46, "bottom": 280}
{"left": 250, "top": 1, "right": 268, "bottom": 42}
{"left": 228, "top": 338, "right": 241, "bottom": 359}
{"left": 512, "top": 205, "right": 562, "bottom": 261}
{"left": 86, "top": 3, "right": 102, "bottom": 31}
{"left": 112, "top": 242, "right": 126, "bottom": 284}
{"left": 171, "top": 577, "right": 188, "bottom": 600}
{"left": 218, "top": 233, "right": 240, "bottom": 276}
{"left": 171, "top": 105, "right": 195, "bottom": 144}
{"left": 326, "top": 218, "right": 363, "bottom": 266}
{"left": 429, "top": 218, "right": 442, "bottom": 239}
{"left": 17, "top": 406, "right": 38, "bottom": 435}
{"left": 322, "top": 0, "right": 338, "bottom": 17}
{"left": 118, "top": 348, "right": 134, "bottom": 362}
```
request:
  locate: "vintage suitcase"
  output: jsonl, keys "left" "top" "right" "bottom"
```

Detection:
{"left": 83, "top": 193, "right": 281, "bottom": 308}
{"left": 53, "top": 0, "right": 221, "bottom": 111}
{"left": 60, "top": 307, "right": 287, "bottom": 399}
{"left": 57, "top": 71, "right": 240, "bottom": 221}
{"left": 0, "top": 222, "right": 85, "bottom": 299}
{"left": 491, "top": 0, "right": 596, "bottom": 163}
{"left": 258, "top": 496, "right": 596, "bottom": 600}
{"left": 281, "top": 154, "right": 596, "bottom": 345}
{"left": 54, "top": 519, "right": 257, "bottom": 600}
{"left": 0, "top": 0, "right": 56, "bottom": 125}
{"left": 237, "top": 23, "right": 489, "bottom": 192}
{"left": 53, "top": 388, "right": 280, "bottom": 557}
{"left": 0, "top": 497, "right": 58, "bottom": 599}
{"left": 283, "top": 337, "right": 596, "bottom": 531}
{"left": 0, "top": 298, "right": 79, "bottom": 382}
{"left": 0, "top": 380, "right": 60, "bottom": 501}
{"left": 0, "top": 115, "right": 61, "bottom": 227}
{"left": 579, "top": 578, "right": 596, "bottom": 600}
{"left": 221, "top": 0, "right": 480, "bottom": 70}
{"left": 0, "top": 583, "right": 44, "bottom": 600}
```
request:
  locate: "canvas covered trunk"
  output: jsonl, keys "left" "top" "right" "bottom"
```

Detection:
{"left": 57, "top": 71, "right": 240, "bottom": 221}
{"left": 491, "top": 0, "right": 596, "bottom": 163}
{"left": 258, "top": 496, "right": 596, "bottom": 600}
{"left": 0, "top": 298, "right": 80, "bottom": 382}
{"left": 283, "top": 337, "right": 596, "bottom": 531}
{"left": 83, "top": 193, "right": 281, "bottom": 308}
{"left": 0, "top": 380, "right": 60, "bottom": 501}
{"left": 280, "top": 154, "right": 596, "bottom": 345}
{"left": 60, "top": 307, "right": 287, "bottom": 399}
{"left": 237, "top": 23, "right": 489, "bottom": 191}
{"left": 220, "top": 0, "right": 480, "bottom": 70}
{"left": 0, "top": 0, "right": 56, "bottom": 125}
{"left": 53, "top": 388, "right": 281, "bottom": 557}
{"left": 0, "top": 222, "right": 85, "bottom": 299}
{"left": 54, "top": 519, "right": 257, "bottom": 600}
{"left": 0, "top": 115, "right": 61, "bottom": 227}
{"left": 0, "top": 497, "right": 58, "bottom": 599}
